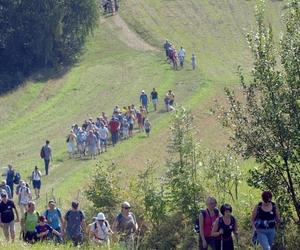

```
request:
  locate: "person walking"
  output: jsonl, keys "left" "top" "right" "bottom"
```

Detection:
{"left": 63, "top": 201, "right": 86, "bottom": 247}
{"left": 3, "top": 165, "right": 15, "bottom": 198}
{"left": 178, "top": 46, "right": 186, "bottom": 68}
{"left": 198, "top": 197, "right": 219, "bottom": 250}
{"left": 191, "top": 53, "right": 197, "bottom": 70}
{"left": 140, "top": 90, "right": 149, "bottom": 113}
{"left": 43, "top": 200, "right": 64, "bottom": 243}
{"left": 112, "top": 201, "right": 138, "bottom": 249}
{"left": 108, "top": 117, "right": 121, "bottom": 147}
{"left": 211, "top": 204, "right": 238, "bottom": 250}
{"left": 21, "top": 201, "right": 39, "bottom": 244}
{"left": 89, "top": 212, "right": 112, "bottom": 246}
{"left": 99, "top": 123, "right": 109, "bottom": 153}
{"left": 40, "top": 140, "right": 52, "bottom": 175}
{"left": 0, "top": 180, "right": 12, "bottom": 199}
{"left": 150, "top": 88, "right": 158, "bottom": 111}
{"left": 66, "top": 130, "right": 77, "bottom": 158}
{"left": 251, "top": 191, "right": 280, "bottom": 250}
{"left": 167, "top": 90, "right": 175, "bottom": 111}
{"left": 144, "top": 118, "right": 151, "bottom": 137}
{"left": 0, "top": 192, "right": 19, "bottom": 242}
{"left": 163, "top": 40, "right": 171, "bottom": 59}
{"left": 86, "top": 130, "right": 97, "bottom": 159}
{"left": 31, "top": 166, "right": 42, "bottom": 199}
{"left": 18, "top": 181, "right": 32, "bottom": 217}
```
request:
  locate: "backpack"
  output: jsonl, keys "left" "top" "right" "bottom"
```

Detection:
{"left": 13, "top": 172, "right": 21, "bottom": 185}
{"left": 40, "top": 147, "right": 45, "bottom": 159}
{"left": 93, "top": 220, "right": 108, "bottom": 230}
{"left": 194, "top": 208, "right": 219, "bottom": 234}
{"left": 45, "top": 208, "right": 62, "bottom": 220}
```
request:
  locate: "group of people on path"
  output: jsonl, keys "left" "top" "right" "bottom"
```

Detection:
{"left": 0, "top": 194, "right": 138, "bottom": 248}
{"left": 197, "top": 191, "right": 280, "bottom": 250}
{"left": 163, "top": 40, "right": 196, "bottom": 70}
{"left": 65, "top": 88, "right": 175, "bottom": 159}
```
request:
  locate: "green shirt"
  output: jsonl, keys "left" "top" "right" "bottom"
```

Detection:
{"left": 24, "top": 211, "right": 39, "bottom": 232}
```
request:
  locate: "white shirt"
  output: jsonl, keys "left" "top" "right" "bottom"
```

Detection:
{"left": 32, "top": 170, "right": 42, "bottom": 181}
{"left": 99, "top": 127, "right": 109, "bottom": 140}
{"left": 91, "top": 221, "right": 109, "bottom": 240}
{"left": 19, "top": 186, "right": 31, "bottom": 205}
{"left": 178, "top": 48, "right": 185, "bottom": 58}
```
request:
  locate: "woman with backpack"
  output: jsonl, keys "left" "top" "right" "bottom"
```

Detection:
{"left": 89, "top": 212, "right": 112, "bottom": 246}
{"left": 251, "top": 191, "right": 280, "bottom": 250}
{"left": 199, "top": 196, "right": 219, "bottom": 250}
{"left": 211, "top": 204, "right": 238, "bottom": 250}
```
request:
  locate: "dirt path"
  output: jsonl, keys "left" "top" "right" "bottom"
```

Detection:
{"left": 102, "top": 14, "right": 159, "bottom": 52}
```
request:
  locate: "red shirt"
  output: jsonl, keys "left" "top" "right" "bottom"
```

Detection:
{"left": 109, "top": 120, "right": 120, "bottom": 133}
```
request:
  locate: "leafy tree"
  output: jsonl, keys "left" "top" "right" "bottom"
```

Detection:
{"left": 165, "top": 107, "right": 204, "bottom": 220}
{"left": 217, "top": 0, "right": 300, "bottom": 222}
{"left": 85, "top": 161, "right": 121, "bottom": 217}
{"left": 0, "top": 0, "right": 98, "bottom": 93}
{"left": 137, "top": 162, "right": 167, "bottom": 227}
{"left": 202, "top": 151, "right": 241, "bottom": 202}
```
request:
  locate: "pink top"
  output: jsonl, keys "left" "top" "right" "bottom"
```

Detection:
{"left": 203, "top": 209, "right": 219, "bottom": 237}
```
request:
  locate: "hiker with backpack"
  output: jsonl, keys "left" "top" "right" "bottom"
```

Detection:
{"left": 211, "top": 204, "right": 238, "bottom": 250}
{"left": 89, "top": 212, "right": 112, "bottom": 246}
{"left": 86, "top": 130, "right": 98, "bottom": 159}
{"left": 21, "top": 201, "right": 39, "bottom": 243}
{"left": 108, "top": 117, "right": 121, "bottom": 147}
{"left": 63, "top": 201, "right": 86, "bottom": 247}
{"left": 43, "top": 200, "right": 64, "bottom": 243}
{"left": 251, "top": 191, "right": 280, "bottom": 250}
{"left": 112, "top": 201, "right": 138, "bottom": 249}
{"left": 40, "top": 140, "right": 52, "bottom": 175}
{"left": 3, "top": 164, "right": 15, "bottom": 198}
{"left": 18, "top": 181, "right": 32, "bottom": 217}
{"left": 0, "top": 192, "right": 19, "bottom": 242}
{"left": 31, "top": 166, "right": 42, "bottom": 199}
{"left": 198, "top": 197, "right": 219, "bottom": 250}
{"left": 0, "top": 180, "right": 12, "bottom": 199}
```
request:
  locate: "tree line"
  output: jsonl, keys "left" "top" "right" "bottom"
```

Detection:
{"left": 0, "top": 0, "right": 98, "bottom": 94}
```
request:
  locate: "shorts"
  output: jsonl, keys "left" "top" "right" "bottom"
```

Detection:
{"left": 32, "top": 180, "right": 41, "bottom": 189}
{"left": 145, "top": 128, "right": 150, "bottom": 133}
{"left": 169, "top": 100, "right": 174, "bottom": 106}
{"left": 152, "top": 99, "right": 158, "bottom": 105}
{"left": 100, "top": 139, "right": 107, "bottom": 145}
{"left": 24, "top": 231, "right": 37, "bottom": 242}
{"left": 2, "top": 221, "right": 15, "bottom": 236}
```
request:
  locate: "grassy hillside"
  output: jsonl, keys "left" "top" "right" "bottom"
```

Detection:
{"left": 0, "top": 0, "right": 285, "bottom": 217}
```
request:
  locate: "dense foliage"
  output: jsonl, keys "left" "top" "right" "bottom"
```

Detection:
{"left": 217, "top": 0, "right": 300, "bottom": 223}
{"left": 0, "top": 0, "right": 98, "bottom": 93}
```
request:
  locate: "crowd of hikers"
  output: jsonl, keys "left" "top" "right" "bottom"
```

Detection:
{"left": 0, "top": 179, "right": 281, "bottom": 250}
{"left": 64, "top": 89, "right": 175, "bottom": 160}
{"left": 163, "top": 40, "right": 197, "bottom": 70}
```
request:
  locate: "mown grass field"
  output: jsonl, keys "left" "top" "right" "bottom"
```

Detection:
{"left": 0, "top": 0, "right": 286, "bottom": 247}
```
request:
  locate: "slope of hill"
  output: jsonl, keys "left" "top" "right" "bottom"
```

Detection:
{"left": 0, "top": 0, "right": 285, "bottom": 211}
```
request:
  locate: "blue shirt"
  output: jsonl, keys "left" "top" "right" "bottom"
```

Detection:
{"left": 140, "top": 94, "right": 148, "bottom": 106}
{"left": 43, "top": 208, "right": 62, "bottom": 230}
